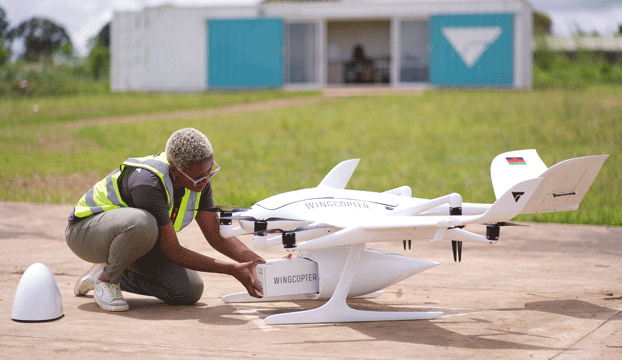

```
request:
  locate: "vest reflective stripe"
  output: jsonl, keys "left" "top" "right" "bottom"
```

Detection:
{"left": 175, "top": 189, "right": 192, "bottom": 232}
{"left": 177, "top": 188, "right": 203, "bottom": 232}
{"left": 72, "top": 153, "right": 202, "bottom": 232}
{"left": 73, "top": 169, "right": 127, "bottom": 217}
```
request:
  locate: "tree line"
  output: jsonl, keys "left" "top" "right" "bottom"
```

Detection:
{"left": 0, "top": 7, "right": 109, "bottom": 79}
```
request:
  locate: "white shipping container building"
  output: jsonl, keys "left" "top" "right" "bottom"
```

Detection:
{"left": 111, "top": 0, "right": 533, "bottom": 92}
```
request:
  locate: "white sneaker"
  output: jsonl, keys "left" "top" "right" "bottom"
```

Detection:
{"left": 74, "top": 263, "right": 105, "bottom": 296}
{"left": 94, "top": 281, "right": 129, "bottom": 312}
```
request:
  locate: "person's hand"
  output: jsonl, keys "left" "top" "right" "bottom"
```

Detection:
{"left": 232, "top": 259, "right": 265, "bottom": 298}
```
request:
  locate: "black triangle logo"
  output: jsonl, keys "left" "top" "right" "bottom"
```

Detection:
{"left": 512, "top": 192, "right": 525, "bottom": 202}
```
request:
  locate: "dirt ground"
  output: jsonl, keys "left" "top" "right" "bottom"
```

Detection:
{"left": 1, "top": 201, "right": 621, "bottom": 360}
{"left": 67, "top": 86, "right": 425, "bottom": 128}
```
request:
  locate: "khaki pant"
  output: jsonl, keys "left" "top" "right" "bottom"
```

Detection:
{"left": 65, "top": 208, "right": 203, "bottom": 305}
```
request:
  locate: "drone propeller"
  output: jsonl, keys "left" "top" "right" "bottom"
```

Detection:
{"left": 253, "top": 224, "right": 334, "bottom": 249}
{"left": 451, "top": 240, "right": 462, "bottom": 262}
{"left": 252, "top": 225, "right": 333, "bottom": 236}
{"left": 482, "top": 222, "right": 528, "bottom": 227}
{"left": 219, "top": 214, "right": 305, "bottom": 233}
{"left": 211, "top": 207, "right": 251, "bottom": 227}
{"left": 450, "top": 206, "right": 464, "bottom": 262}
{"left": 205, "top": 206, "right": 248, "bottom": 213}
{"left": 219, "top": 215, "right": 302, "bottom": 222}
{"left": 482, "top": 222, "right": 529, "bottom": 241}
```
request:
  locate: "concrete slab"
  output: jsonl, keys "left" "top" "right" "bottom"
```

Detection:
{"left": 1, "top": 202, "right": 621, "bottom": 359}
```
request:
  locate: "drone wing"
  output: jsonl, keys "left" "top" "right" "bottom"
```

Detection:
{"left": 294, "top": 178, "right": 542, "bottom": 251}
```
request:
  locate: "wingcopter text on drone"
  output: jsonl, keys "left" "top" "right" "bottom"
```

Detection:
{"left": 305, "top": 200, "right": 371, "bottom": 210}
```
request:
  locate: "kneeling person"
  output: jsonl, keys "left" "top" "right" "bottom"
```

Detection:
{"left": 65, "top": 128, "right": 264, "bottom": 312}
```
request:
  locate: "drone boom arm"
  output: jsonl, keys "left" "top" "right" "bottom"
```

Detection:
{"left": 294, "top": 226, "right": 365, "bottom": 250}
{"left": 390, "top": 193, "right": 462, "bottom": 216}
{"left": 446, "top": 228, "right": 493, "bottom": 243}
{"left": 368, "top": 178, "right": 542, "bottom": 228}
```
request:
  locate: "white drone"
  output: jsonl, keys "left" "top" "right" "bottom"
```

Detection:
{"left": 218, "top": 149, "right": 607, "bottom": 325}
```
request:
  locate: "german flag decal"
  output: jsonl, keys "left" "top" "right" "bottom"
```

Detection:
{"left": 506, "top": 157, "right": 526, "bottom": 165}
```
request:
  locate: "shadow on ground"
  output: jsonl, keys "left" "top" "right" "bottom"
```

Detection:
{"left": 74, "top": 297, "right": 618, "bottom": 351}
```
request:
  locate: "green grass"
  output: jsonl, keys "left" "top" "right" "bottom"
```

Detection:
{"left": 0, "top": 90, "right": 318, "bottom": 128}
{"left": 1, "top": 86, "right": 620, "bottom": 226}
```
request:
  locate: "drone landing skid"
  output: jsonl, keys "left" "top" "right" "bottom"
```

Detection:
{"left": 264, "top": 244, "right": 443, "bottom": 325}
{"left": 222, "top": 290, "right": 384, "bottom": 303}
{"left": 264, "top": 300, "right": 443, "bottom": 325}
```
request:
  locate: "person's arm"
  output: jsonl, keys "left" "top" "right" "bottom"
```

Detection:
{"left": 127, "top": 172, "right": 264, "bottom": 298}
{"left": 158, "top": 221, "right": 264, "bottom": 297}
{"left": 195, "top": 210, "right": 263, "bottom": 263}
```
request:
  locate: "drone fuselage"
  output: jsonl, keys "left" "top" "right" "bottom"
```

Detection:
{"left": 234, "top": 187, "right": 490, "bottom": 250}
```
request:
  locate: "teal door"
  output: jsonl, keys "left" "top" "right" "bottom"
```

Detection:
{"left": 208, "top": 18, "right": 284, "bottom": 89}
{"left": 430, "top": 14, "right": 514, "bottom": 87}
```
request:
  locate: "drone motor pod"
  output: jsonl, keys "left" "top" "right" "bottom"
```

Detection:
{"left": 449, "top": 206, "right": 463, "bottom": 262}
{"left": 219, "top": 211, "right": 232, "bottom": 233}
{"left": 282, "top": 232, "right": 296, "bottom": 250}
{"left": 253, "top": 221, "right": 268, "bottom": 249}
{"left": 486, "top": 224, "right": 501, "bottom": 241}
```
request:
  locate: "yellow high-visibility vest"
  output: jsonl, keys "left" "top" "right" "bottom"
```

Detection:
{"left": 72, "top": 153, "right": 202, "bottom": 232}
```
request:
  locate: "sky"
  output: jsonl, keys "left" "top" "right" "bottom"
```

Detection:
{"left": 1, "top": 0, "right": 621, "bottom": 57}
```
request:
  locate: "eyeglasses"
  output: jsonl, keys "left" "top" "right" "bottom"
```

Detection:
{"left": 177, "top": 162, "right": 220, "bottom": 187}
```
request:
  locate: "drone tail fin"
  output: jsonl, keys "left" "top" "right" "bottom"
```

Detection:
{"left": 318, "top": 159, "right": 360, "bottom": 189}
{"left": 491, "top": 150, "right": 609, "bottom": 215}
{"left": 490, "top": 149, "right": 547, "bottom": 199}
{"left": 477, "top": 177, "right": 542, "bottom": 224}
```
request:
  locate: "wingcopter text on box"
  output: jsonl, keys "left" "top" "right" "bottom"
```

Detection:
{"left": 255, "top": 258, "right": 319, "bottom": 297}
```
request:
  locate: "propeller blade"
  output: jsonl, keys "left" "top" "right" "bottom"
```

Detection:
{"left": 451, "top": 207, "right": 462, "bottom": 262}
{"left": 482, "top": 221, "right": 529, "bottom": 227}
{"left": 219, "top": 215, "right": 258, "bottom": 222}
{"left": 458, "top": 241, "right": 462, "bottom": 262}
{"left": 219, "top": 216, "right": 302, "bottom": 222}
{"left": 452, "top": 240, "right": 462, "bottom": 262}
{"left": 267, "top": 217, "right": 304, "bottom": 222}
{"left": 205, "top": 206, "right": 248, "bottom": 213}
{"left": 253, "top": 225, "right": 332, "bottom": 236}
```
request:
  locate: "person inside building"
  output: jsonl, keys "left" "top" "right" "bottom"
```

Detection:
{"left": 344, "top": 44, "right": 376, "bottom": 84}
{"left": 65, "top": 127, "right": 265, "bottom": 312}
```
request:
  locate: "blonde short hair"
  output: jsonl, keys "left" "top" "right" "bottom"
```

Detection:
{"left": 165, "top": 128, "right": 213, "bottom": 170}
